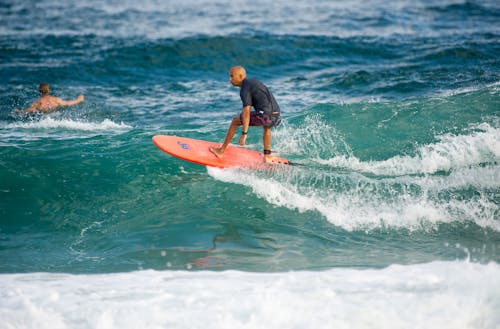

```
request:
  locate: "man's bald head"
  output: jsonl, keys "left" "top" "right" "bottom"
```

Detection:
{"left": 229, "top": 66, "right": 247, "bottom": 87}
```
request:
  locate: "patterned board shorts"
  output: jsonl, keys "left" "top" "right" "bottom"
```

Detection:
{"left": 240, "top": 111, "right": 281, "bottom": 128}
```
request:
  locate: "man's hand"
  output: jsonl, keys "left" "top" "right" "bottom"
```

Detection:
{"left": 238, "top": 134, "right": 247, "bottom": 146}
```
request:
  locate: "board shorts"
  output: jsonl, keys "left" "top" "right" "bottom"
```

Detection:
{"left": 240, "top": 111, "right": 281, "bottom": 128}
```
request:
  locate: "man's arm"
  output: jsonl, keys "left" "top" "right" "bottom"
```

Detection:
{"left": 238, "top": 105, "right": 251, "bottom": 146}
{"left": 17, "top": 100, "right": 41, "bottom": 113}
{"left": 57, "top": 95, "right": 84, "bottom": 107}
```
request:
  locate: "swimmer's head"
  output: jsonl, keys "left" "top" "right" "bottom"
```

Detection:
{"left": 38, "top": 83, "right": 50, "bottom": 95}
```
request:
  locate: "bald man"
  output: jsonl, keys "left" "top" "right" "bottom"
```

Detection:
{"left": 210, "top": 66, "right": 282, "bottom": 162}
{"left": 17, "top": 83, "right": 84, "bottom": 113}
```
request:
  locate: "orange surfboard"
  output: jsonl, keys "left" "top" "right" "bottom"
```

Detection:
{"left": 152, "top": 135, "right": 289, "bottom": 169}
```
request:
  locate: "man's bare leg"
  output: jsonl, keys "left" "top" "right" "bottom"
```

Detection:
{"left": 209, "top": 116, "right": 241, "bottom": 158}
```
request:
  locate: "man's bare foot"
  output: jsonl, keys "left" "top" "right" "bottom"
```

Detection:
{"left": 264, "top": 154, "right": 274, "bottom": 163}
{"left": 264, "top": 154, "right": 289, "bottom": 165}
{"left": 209, "top": 146, "right": 224, "bottom": 159}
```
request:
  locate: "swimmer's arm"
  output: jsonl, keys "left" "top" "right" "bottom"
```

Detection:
{"left": 16, "top": 101, "right": 40, "bottom": 113}
{"left": 57, "top": 95, "right": 84, "bottom": 107}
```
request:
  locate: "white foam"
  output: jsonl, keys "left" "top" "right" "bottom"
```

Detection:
{"left": 316, "top": 123, "right": 500, "bottom": 176}
{"left": 0, "top": 117, "right": 132, "bottom": 142}
{"left": 209, "top": 166, "right": 500, "bottom": 231}
{"left": 1, "top": 261, "right": 498, "bottom": 329}
{"left": 207, "top": 120, "right": 499, "bottom": 231}
{"left": 7, "top": 118, "right": 131, "bottom": 131}
{"left": 276, "top": 114, "right": 355, "bottom": 159}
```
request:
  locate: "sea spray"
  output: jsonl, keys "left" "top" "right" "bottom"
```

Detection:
{"left": 209, "top": 118, "right": 499, "bottom": 231}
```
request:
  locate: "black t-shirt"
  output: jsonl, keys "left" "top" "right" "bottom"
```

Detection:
{"left": 240, "top": 78, "right": 280, "bottom": 116}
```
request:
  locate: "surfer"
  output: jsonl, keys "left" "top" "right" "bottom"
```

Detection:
{"left": 209, "top": 66, "right": 281, "bottom": 162}
{"left": 16, "top": 83, "right": 84, "bottom": 113}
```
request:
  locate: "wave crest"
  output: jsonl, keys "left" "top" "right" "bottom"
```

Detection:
{"left": 6, "top": 117, "right": 132, "bottom": 131}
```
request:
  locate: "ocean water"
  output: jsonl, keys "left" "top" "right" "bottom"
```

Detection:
{"left": 1, "top": 0, "right": 499, "bottom": 328}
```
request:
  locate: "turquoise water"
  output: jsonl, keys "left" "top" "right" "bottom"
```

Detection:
{"left": 1, "top": 0, "right": 499, "bottom": 327}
